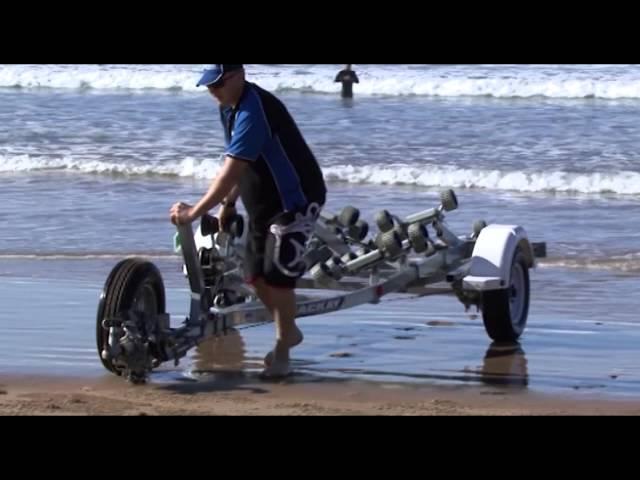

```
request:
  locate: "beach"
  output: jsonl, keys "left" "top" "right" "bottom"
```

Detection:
{"left": 1, "top": 64, "right": 639, "bottom": 415}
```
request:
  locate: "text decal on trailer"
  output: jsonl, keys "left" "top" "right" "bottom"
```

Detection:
{"left": 297, "top": 298, "right": 345, "bottom": 316}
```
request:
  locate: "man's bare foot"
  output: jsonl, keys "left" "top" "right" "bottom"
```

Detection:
{"left": 263, "top": 326, "right": 304, "bottom": 367}
{"left": 260, "top": 341, "right": 294, "bottom": 379}
{"left": 259, "top": 359, "right": 292, "bottom": 379}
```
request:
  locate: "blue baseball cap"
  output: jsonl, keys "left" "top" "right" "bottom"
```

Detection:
{"left": 196, "top": 64, "right": 244, "bottom": 87}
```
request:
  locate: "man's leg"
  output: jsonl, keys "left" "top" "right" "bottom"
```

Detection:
{"left": 246, "top": 205, "right": 320, "bottom": 376}
{"left": 253, "top": 278, "right": 303, "bottom": 374}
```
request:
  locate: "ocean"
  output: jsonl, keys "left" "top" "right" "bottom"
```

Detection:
{"left": 1, "top": 64, "right": 639, "bottom": 395}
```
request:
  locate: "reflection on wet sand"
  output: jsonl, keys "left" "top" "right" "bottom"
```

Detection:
{"left": 290, "top": 342, "right": 530, "bottom": 389}
{"left": 188, "top": 326, "right": 529, "bottom": 391}
{"left": 480, "top": 342, "right": 529, "bottom": 388}
{"left": 191, "top": 329, "right": 248, "bottom": 374}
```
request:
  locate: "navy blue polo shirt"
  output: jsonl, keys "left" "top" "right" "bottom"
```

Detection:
{"left": 220, "top": 82, "right": 326, "bottom": 224}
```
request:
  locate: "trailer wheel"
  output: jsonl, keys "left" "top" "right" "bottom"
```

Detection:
{"left": 472, "top": 219, "right": 487, "bottom": 238}
{"left": 379, "top": 230, "right": 403, "bottom": 258}
{"left": 338, "top": 206, "right": 360, "bottom": 228}
{"left": 375, "top": 210, "right": 394, "bottom": 233}
{"left": 348, "top": 219, "right": 369, "bottom": 241}
{"left": 481, "top": 248, "right": 530, "bottom": 342}
{"left": 440, "top": 189, "right": 459, "bottom": 212}
{"left": 408, "top": 223, "right": 429, "bottom": 253}
{"left": 96, "top": 258, "right": 166, "bottom": 375}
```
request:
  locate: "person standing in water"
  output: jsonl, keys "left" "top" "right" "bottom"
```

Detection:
{"left": 334, "top": 64, "right": 359, "bottom": 99}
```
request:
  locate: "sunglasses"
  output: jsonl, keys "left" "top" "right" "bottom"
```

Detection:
{"left": 208, "top": 70, "right": 240, "bottom": 90}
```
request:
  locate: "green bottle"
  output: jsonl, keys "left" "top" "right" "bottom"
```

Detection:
{"left": 173, "top": 232, "right": 182, "bottom": 254}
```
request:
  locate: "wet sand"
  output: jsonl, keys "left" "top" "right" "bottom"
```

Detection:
{"left": 2, "top": 261, "right": 640, "bottom": 415}
{"left": 2, "top": 328, "right": 640, "bottom": 415}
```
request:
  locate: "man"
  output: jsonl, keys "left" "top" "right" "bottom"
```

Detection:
{"left": 334, "top": 64, "right": 360, "bottom": 99}
{"left": 170, "top": 64, "right": 327, "bottom": 378}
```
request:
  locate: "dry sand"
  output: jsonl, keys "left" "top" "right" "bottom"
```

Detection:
{"left": 1, "top": 373, "right": 638, "bottom": 416}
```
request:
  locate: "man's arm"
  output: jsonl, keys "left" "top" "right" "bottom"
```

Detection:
{"left": 171, "top": 94, "right": 267, "bottom": 226}
{"left": 223, "top": 184, "right": 241, "bottom": 206}
{"left": 170, "top": 156, "right": 248, "bottom": 225}
{"left": 190, "top": 156, "right": 248, "bottom": 219}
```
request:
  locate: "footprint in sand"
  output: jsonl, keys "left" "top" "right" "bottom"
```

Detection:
{"left": 426, "top": 321, "right": 456, "bottom": 327}
{"left": 330, "top": 352, "right": 354, "bottom": 358}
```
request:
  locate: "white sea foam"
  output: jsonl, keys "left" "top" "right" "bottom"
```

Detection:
{"left": 3, "top": 154, "right": 639, "bottom": 195}
{"left": 2, "top": 64, "right": 640, "bottom": 99}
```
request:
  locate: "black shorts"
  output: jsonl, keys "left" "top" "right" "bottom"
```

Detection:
{"left": 244, "top": 204, "right": 321, "bottom": 289}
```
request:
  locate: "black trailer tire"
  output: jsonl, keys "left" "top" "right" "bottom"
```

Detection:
{"left": 96, "top": 258, "right": 166, "bottom": 374}
{"left": 481, "top": 249, "right": 530, "bottom": 342}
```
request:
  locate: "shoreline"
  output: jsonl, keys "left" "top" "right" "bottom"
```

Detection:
{"left": 1, "top": 373, "right": 638, "bottom": 416}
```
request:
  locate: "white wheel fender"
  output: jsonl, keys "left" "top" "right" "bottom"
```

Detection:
{"left": 463, "top": 224, "right": 534, "bottom": 291}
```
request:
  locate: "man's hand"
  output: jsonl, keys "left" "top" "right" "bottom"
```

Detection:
{"left": 170, "top": 202, "right": 196, "bottom": 226}
{"left": 216, "top": 203, "right": 237, "bottom": 231}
